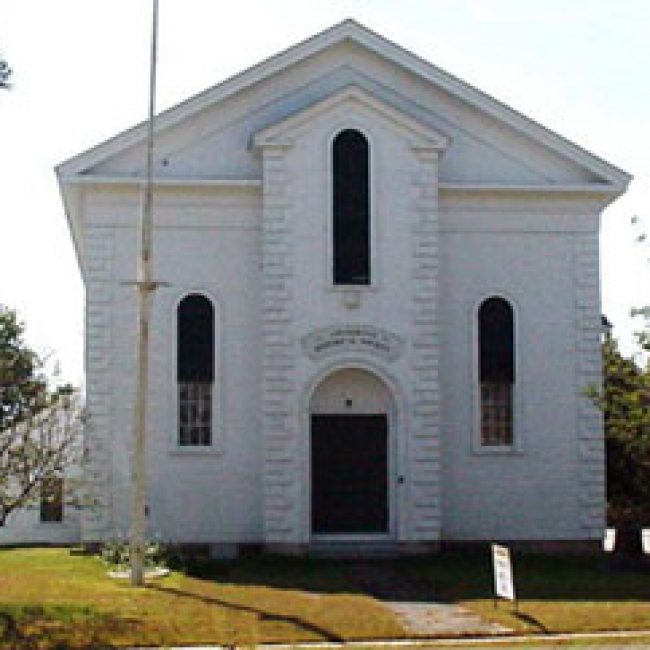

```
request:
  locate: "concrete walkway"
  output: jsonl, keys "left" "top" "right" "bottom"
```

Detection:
{"left": 346, "top": 562, "right": 510, "bottom": 636}
{"left": 388, "top": 601, "right": 509, "bottom": 636}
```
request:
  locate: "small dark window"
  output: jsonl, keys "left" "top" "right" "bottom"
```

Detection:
{"left": 177, "top": 294, "right": 214, "bottom": 446}
{"left": 478, "top": 297, "right": 515, "bottom": 446}
{"left": 40, "top": 477, "right": 64, "bottom": 523}
{"left": 333, "top": 129, "right": 370, "bottom": 285}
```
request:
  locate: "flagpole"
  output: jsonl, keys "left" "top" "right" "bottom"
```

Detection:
{"left": 131, "top": 0, "right": 158, "bottom": 587}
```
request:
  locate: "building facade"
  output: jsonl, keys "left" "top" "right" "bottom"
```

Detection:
{"left": 55, "top": 21, "right": 630, "bottom": 553}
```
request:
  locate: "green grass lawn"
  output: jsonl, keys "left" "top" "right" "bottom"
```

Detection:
{"left": 0, "top": 548, "right": 403, "bottom": 648}
{"left": 2, "top": 547, "right": 650, "bottom": 648}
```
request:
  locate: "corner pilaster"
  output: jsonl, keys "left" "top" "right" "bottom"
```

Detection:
{"left": 259, "top": 143, "right": 300, "bottom": 544}
{"left": 574, "top": 233, "right": 605, "bottom": 538}
{"left": 409, "top": 146, "right": 442, "bottom": 541}
{"left": 82, "top": 225, "right": 115, "bottom": 541}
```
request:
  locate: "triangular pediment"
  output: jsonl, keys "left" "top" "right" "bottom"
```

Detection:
{"left": 252, "top": 85, "right": 449, "bottom": 151}
{"left": 57, "top": 19, "right": 630, "bottom": 189}
{"left": 57, "top": 19, "right": 631, "bottom": 271}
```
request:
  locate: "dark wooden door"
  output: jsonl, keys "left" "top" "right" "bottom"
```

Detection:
{"left": 311, "top": 414, "right": 388, "bottom": 534}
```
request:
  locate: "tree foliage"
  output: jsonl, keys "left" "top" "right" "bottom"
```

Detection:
{"left": 589, "top": 329, "right": 650, "bottom": 524}
{"left": 588, "top": 214, "right": 650, "bottom": 524}
{"left": 0, "top": 57, "right": 11, "bottom": 89}
{"left": 0, "top": 307, "right": 48, "bottom": 430}
{"left": 0, "top": 305, "right": 84, "bottom": 526}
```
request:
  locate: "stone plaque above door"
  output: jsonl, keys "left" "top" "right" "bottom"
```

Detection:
{"left": 301, "top": 325, "right": 405, "bottom": 362}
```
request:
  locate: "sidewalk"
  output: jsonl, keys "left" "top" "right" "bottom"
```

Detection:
{"left": 133, "top": 628, "right": 650, "bottom": 649}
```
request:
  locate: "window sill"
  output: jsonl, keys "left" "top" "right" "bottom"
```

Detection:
{"left": 471, "top": 445, "right": 524, "bottom": 457}
{"left": 168, "top": 444, "right": 224, "bottom": 457}
{"left": 328, "top": 283, "right": 379, "bottom": 293}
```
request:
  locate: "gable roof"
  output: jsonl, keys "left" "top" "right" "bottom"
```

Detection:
{"left": 56, "top": 19, "right": 630, "bottom": 188}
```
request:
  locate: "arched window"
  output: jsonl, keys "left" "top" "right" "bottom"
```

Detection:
{"left": 177, "top": 294, "right": 214, "bottom": 446}
{"left": 478, "top": 297, "right": 515, "bottom": 446}
{"left": 332, "top": 129, "right": 370, "bottom": 285}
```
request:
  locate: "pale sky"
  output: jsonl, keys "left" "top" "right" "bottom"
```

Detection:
{"left": 1, "top": 0, "right": 649, "bottom": 385}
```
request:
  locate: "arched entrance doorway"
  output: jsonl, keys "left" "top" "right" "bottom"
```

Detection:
{"left": 309, "top": 368, "right": 394, "bottom": 536}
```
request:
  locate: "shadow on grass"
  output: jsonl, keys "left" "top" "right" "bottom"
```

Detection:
{"left": 174, "top": 548, "right": 650, "bottom": 605}
{"left": 513, "top": 611, "right": 549, "bottom": 633}
{"left": 178, "top": 554, "right": 438, "bottom": 603}
{"left": 146, "top": 582, "right": 346, "bottom": 643}
{"left": 0, "top": 605, "right": 140, "bottom": 650}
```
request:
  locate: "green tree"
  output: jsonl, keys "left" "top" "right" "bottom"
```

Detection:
{"left": 590, "top": 329, "right": 650, "bottom": 523}
{"left": 589, "top": 214, "right": 650, "bottom": 523}
{"left": 0, "top": 307, "right": 48, "bottom": 430}
{"left": 0, "top": 305, "right": 84, "bottom": 526}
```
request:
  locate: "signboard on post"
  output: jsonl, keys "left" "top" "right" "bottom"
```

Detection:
{"left": 492, "top": 544, "right": 516, "bottom": 604}
{"left": 641, "top": 529, "right": 650, "bottom": 555}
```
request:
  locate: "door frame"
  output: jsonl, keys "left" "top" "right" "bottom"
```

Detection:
{"left": 300, "top": 360, "right": 405, "bottom": 543}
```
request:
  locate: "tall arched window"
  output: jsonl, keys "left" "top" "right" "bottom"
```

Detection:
{"left": 177, "top": 294, "right": 214, "bottom": 446}
{"left": 332, "top": 129, "right": 370, "bottom": 285}
{"left": 478, "top": 297, "right": 515, "bottom": 446}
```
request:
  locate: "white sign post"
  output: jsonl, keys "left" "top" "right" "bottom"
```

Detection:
{"left": 492, "top": 544, "right": 516, "bottom": 609}
{"left": 641, "top": 529, "right": 650, "bottom": 555}
{"left": 603, "top": 528, "right": 616, "bottom": 553}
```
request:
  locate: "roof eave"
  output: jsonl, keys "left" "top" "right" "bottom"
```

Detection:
{"left": 55, "top": 170, "right": 86, "bottom": 281}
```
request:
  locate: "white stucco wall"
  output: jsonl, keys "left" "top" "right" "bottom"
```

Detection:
{"left": 438, "top": 197, "right": 604, "bottom": 540}
{"left": 0, "top": 506, "right": 81, "bottom": 546}
{"left": 79, "top": 126, "right": 608, "bottom": 548}
{"left": 82, "top": 185, "right": 263, "bottom": 543}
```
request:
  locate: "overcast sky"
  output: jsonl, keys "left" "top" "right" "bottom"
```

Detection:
{"left": 1, "top": 0, "right": 648, "bottom": 385}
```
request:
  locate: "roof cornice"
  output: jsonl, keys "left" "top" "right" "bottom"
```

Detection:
{"left": 59, "top": 176, "right": 262, "bottom": 189}
{"left": 438, "top": 182, "right": 620, "bottom": 194}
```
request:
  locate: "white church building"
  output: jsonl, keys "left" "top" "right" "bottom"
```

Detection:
{"left": 52, "top": 20, "right": 629, "bottom": 553}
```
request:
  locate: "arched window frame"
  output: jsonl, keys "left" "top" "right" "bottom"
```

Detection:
{"left": 171, "top": 291, "right": 223, "bottom": 454}
{"left": 328, "top": 127, "right": 377, "bottom": 289}
{"left": 472, "top": 294, "right": 522, "bottom": 454}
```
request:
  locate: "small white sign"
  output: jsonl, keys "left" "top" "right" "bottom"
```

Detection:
{"left": 603, "top": 528, "right": 616, "bottom": 553}
{"left": 641, "top": 529, "right": 650, "bottom": 554}
{"left": 492, "top": 544, "right": 515, "bottom": 602}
